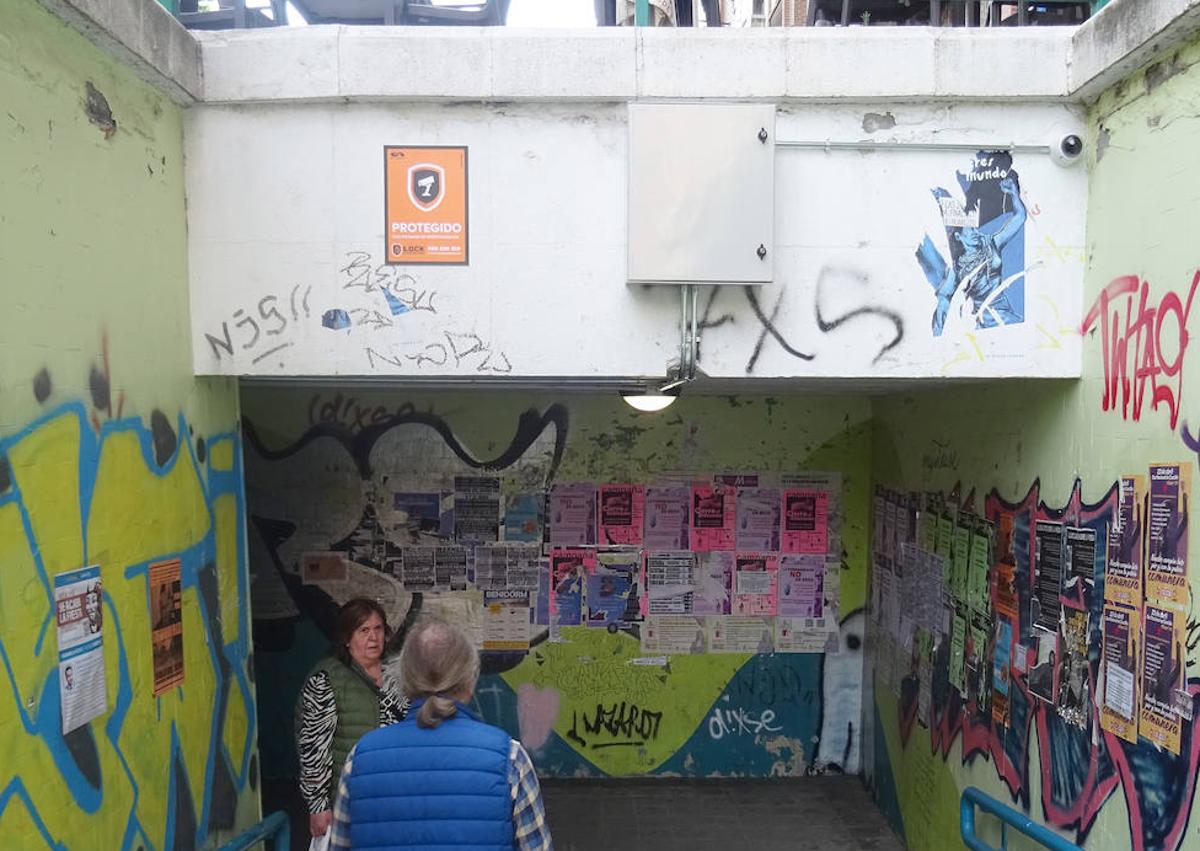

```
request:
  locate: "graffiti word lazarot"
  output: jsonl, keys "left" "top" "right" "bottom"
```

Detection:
{"left": 1080, "top": 271, "right": 1199, "bottom": 431}
{"left": 708, "top": 705, "right": 782, "bottom": 740}
{"left": 566, "top": 701, "right": 663, "bottom": 749}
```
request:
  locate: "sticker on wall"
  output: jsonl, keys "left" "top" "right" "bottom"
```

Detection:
{"left": 301, "top": 551, "right": 349, "bottom": 585}
{"left": 149, "top": 558, "right": 185, "bottom": 697}
{"left": 1104, "top": 475, "right": 1145, "bottom": 609}
{"left": 384, "top": 145, "right": 468, "bottom": 265}
{"left": 1145, "top": 463, "right": 1190, "bottom": 608}
{"left": 1140, "top": 603, "right": 1184, "bottom": 754}
{"left": 1100, "top": 604, "right": 1139, "bottom": 744}
{"left": 55, "top": 565, "right": 106, "bottom": 735}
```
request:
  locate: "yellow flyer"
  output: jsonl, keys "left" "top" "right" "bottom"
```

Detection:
{"left": 1140, "top": 603, "right": 1184, "bottom": 754}
{"left": 1145, "top": 463, "right": 1191, "bottom": 608}
{"left": 1104, "top": 475, "right": 1145, "bottom": 609}
{"left": 1100, "top": 604, "right": 1138, "bottom": 744}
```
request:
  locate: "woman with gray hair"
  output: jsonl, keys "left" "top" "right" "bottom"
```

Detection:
{"left": 327, "top": 619, "right": 554, "bottom": 851}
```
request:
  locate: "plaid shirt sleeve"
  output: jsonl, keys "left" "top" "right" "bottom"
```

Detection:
{"left": 327, "top": 745, "right": 356, "bottom": 850}
{"left": 510, "top": 740, "right": 554, "bottom": 851}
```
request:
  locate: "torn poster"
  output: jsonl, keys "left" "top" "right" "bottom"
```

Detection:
{"left": 473, "top": 545, "right": 508, "bottom": 590}
{"left": 952, "top": 520, "right": 972, "bottom": 606}
{"left": 1056, "top": 607, "right": 1089, "bottom": 729}
{"left": 587, "top": 550, "right": 639, "bottom": 628}
{"left": 967, "top": 517, "right": 992, "bottom": 618}
{"left": 391, "top": 491, "right": 447, "bottom": 545}
{"left": 502, "top": 492, "right": 544, "bottom": 543}
{"left": 966, "top": 614, "right": 993, "bottom": 716}
{"left": 506, "top": 545, "right": 544, "bottom": 591}
{"left": 691, "top": 483, "right": 736, "bottom": 551}
{"left": 400, "top": 546, "right": 436, "bottom": 591}
{"left": 549, "top": 483, "right": 597, "bottom": 546}
{"left": 549, "top": 549, "right": 591, "bottom": 627}
{"left": 641, "top": 615, "right": 706, "bottom": 654}
{"left": 644, "top": 485, "right": 690, "bottom": 550}
{"left": 736, "top": 487, "right": 781, "bottom": 552}
{"left": 435, "top": 545, "right": 470, "bottom": 591}
{"left": 1146, "top": 463, "right": 1190, "bottom": 608}
{"left": 301, "top": 551, "right": 349, "bottom": 585}
{"left": 733, "top": 553, "right": 779, "bottom": 616}
{"left": 781, "top": 488, "right": 829, "bottom": 554}
{"left": 708, "top": 616, "right": 775, "bottom": 654}
{"left": 1104, "top": 475, "right": 1145, "bottom": 609}
{"left": 598, "top": 484, "right": 645, "bottom": 546}
{"left": 1027, "top": 629, "right": 1057, "bottom": 705}
{"left": 453, "top": 475, "right": 500, "bottom": 543}
{"left": 695, "top": 551, "right": 734, "bottom": 615}
{"left": 1100, "top": 604, "right": 1138, "bottom": 744}
{"left": 1033, "top": 520, "right": 1065, "bottom": 633}
{"left": 645, "top": 551, "right": 697, "bottom": 614}
{"left": 949, "top": 612, "right": 967, "bottom": 696}
{"left": 1141, "top": 603, "right": 1184, "bottom": 754}
{"left": 55, "top": 565, "right": 106, "bottom": 734}
{"left": 992, "top": 619, "right": 1013, "bottom": 727}
{"left": 149, "top": 558, "right": 184, "bottom": 697}
{"left": 1064, "top": 526, "right": 1098, "bottom": 595}
{"left": 482, "top": 590, "right": 530, "bottom": 651}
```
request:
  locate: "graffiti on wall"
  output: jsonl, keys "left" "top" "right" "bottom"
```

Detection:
{"left": 244, "top": 396, "right": 865, "bottom": 780}
{"left": 0, "top": 365, "right": 255, "bottom": 849}
{"left": 885, "top": 480, "right": 1197, "bottom": 851}
{"left": 1080, "top": 271, "right": 1199, "bottom": 432}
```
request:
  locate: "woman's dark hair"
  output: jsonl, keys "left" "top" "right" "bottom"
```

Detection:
{"left": 333, "top": 598, "right": 390, "bottom": 666}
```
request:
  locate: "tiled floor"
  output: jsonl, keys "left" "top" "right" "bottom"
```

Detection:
{"left": 540, "top": 776, "right": 904, "bottom": 851}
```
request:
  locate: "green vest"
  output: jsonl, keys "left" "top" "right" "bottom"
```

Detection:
{"left": 302, "top": 656, "right": 383, "bottom": 804}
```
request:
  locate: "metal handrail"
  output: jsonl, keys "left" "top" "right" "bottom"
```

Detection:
{"left": 960, "top": 787, "right": 1081, "bottom": 851}
{"left": 217, "top": 810, "right": 291, "bottom": 851}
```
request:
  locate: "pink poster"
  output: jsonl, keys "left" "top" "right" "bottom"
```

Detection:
{"left": 732, "top": 553, "right": 778, "bottom": 616}
{"left": 690, "top": 484, "right": 735, "bottom": 551}
{"left": 598, "top": 484, "right": 645, "bottom": 546}
{"left": 782, "top": 489, "right": 829, "bottom": 554}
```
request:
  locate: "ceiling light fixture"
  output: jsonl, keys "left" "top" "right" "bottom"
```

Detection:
{"left": 620, "top": 390, "right": 679, "bottom": 413}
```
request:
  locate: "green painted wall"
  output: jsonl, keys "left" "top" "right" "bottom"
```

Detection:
{"left": 868, "top": 31, "right": 1200, "bottom": 851}
{"left": 241, "top": 387, "right": 872, "bottom": 786}
{"left": 0, "top": 1, "right": 258, "bottom": 847}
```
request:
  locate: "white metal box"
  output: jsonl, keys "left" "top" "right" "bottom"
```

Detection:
{"left": 627, "top": 103, "right": 775, "bottom": 285}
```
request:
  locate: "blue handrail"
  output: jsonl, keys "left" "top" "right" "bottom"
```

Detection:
{"left": 960, "top": 787, "right": 1081, "bottom": 851}
{"left": 217, "top": 810, "right": 291, "bottom": 851}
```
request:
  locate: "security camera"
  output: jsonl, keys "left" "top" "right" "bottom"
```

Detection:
{"left": 1050, "top": 132, "right": 1085, "bottom": 167}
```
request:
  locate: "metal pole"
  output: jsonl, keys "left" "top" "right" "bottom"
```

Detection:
{"left": 776, "top": 139, "right": 1051, "bottom": 155}
{"left": 636, "top": 0, "right": 649, "bottom": 25}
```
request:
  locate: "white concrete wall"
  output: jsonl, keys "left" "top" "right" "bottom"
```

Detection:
{"left": 186, "top": 98, "right": 1086, "bottom": 380}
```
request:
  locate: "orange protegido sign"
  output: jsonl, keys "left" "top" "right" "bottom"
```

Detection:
{"left": 385, "top": 146, "right": 469, "bottom": 265}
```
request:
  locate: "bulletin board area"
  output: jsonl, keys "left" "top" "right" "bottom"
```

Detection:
{"left": 243, "top": 387, "right": 872, "bottom": 781}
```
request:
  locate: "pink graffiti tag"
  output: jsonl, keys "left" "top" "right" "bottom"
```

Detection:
{"left": 1079, "top": 272, "right": 1199, "bottom": 431}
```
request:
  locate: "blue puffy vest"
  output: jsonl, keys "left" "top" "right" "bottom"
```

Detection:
{"left": 344, "top": 700, "right": 515, "bottom": 850}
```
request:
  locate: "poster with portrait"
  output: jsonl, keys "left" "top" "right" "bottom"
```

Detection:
{"left": 55, "top": 565, "right": 106, "bottom": 734}
{"left": 149, "top": 558, "right": 184, "bottom": 697}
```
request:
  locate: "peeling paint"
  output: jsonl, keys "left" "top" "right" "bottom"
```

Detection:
{"left": 862, "top": 111, "right": 897, "bottom": 133}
